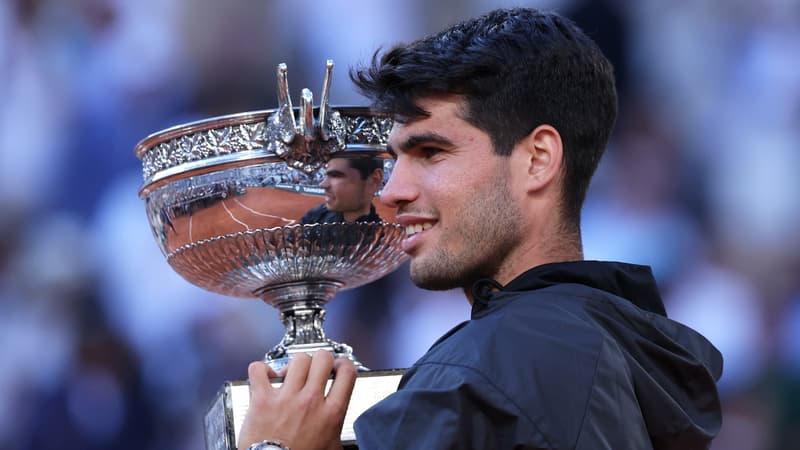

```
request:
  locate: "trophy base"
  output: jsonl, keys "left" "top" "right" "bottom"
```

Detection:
{"left": 265, "top": 342, "right": 368, "bottom": 373}
{"left": 203, "top": 369, "right": 405, "bottom": 450}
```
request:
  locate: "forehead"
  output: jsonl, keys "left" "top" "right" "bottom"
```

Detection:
{"left": 325, "top": 158, "right": 355, "bottom": 172}
{"left": 388, "top": 97, "right": 484, "bottom": 149}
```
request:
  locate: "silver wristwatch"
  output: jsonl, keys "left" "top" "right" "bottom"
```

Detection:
{"left": 247, "top": 440, "right": 290, "bottom": 450}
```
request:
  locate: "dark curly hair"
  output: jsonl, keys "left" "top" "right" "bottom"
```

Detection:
{"left": 350, "top": 8, "right": 617, "bottom": 228}
{"left": 347, "top": 156, "right": 384, "bottom": 180}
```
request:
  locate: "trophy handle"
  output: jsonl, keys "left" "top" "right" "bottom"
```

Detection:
{"left": 256, "top": 280, "right": 367, "bottom": 371}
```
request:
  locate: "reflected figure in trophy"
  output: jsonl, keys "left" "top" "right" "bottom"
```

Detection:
{"left": 301, "top": 157, "right": 383, "bottom": 225}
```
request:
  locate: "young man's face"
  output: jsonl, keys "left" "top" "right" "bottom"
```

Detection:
{"left": 381, "top": 97, "right": 524, "bottom": 290}
{"left": 319, "top": 158, "right": 375, "bottom": 220}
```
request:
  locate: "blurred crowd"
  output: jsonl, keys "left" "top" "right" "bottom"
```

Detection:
{"left": 1, "top": 0, "right": 798, "bottom": 449}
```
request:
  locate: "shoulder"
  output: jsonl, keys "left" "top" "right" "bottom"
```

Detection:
{"left": 356, "top": 359, "right": 550, "bottom": 448}
{"left": 431, "top": 288, "right": 612, "bottom": 371}
{"left": 399, "top": 289, "right": 640, "bottom": 446}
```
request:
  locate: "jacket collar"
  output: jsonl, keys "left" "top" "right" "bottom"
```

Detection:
{"left": 470, "top": 261, "right": 666, "bottom": 317}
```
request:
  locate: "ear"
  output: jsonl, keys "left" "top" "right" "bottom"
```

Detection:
{"left": 367, "top": 168, "right": 384, "bottom": 191}
{"left": 512, "top": 125, "right": 563, "bottom": 194}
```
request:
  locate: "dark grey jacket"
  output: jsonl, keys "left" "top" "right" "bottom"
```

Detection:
{"left": 354, "top": 261, "right": 723, "bottom": 449}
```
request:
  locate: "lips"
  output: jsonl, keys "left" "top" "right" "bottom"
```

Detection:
{"left": 396, "top": 216, "right": 437, "bottom": 253}
{"left": 404, "top": 222, "right": 434, "bottom": 236}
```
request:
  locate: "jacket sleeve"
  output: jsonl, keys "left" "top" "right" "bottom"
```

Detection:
{"left": 353, "top": 362, "right": 548, "bottom": 450}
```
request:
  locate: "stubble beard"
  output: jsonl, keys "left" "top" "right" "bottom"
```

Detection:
{"left": 409, "top": 177, "right": 522, "bottom": 290}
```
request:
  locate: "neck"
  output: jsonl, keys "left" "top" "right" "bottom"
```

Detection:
{"left": 493, "top": 220, "right": 583, "bottom": 286}
{"left": 462, "top": 226, "right": 581, "bottom": 306}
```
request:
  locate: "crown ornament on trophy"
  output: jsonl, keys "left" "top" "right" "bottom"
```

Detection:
{"left": 135, "top": 60, "right": 407, "bottom": 374}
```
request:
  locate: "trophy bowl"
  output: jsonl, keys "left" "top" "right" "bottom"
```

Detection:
{"left": 134, "top": 61, "right": 407, "bottom": 372}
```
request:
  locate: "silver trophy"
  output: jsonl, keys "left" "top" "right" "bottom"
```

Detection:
{"left": 134, "top": 61, "right": 407, "bottom": 449}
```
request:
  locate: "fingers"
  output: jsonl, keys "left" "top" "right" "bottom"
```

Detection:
{"left": 253, "top": 352, "right": 356, "bottom": 414}
{"left": 248, "top": 361, "right": 276, "bottom": 396}
{"left": 281, "top": 353, "right": 312, "bottom": 392}
{"left": 326, "top": 358, "right": 357, "bottom": 414}
{"left": 306, "top": 351, "right": 336, "bottom": 396}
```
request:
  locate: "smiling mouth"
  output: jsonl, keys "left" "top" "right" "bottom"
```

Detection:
{"left": 404, "top": 222, "right": 434, "bottom": 236}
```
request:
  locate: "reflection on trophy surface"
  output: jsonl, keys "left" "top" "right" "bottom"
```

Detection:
{"left": 302, "top": 157, "right": 384, "bottom": 225}
{"left": 134, "top": 60, "right": 407, "bottom": 449}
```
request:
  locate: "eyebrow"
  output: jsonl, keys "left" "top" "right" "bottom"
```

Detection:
{"left": 324, "top": 169, "right": 346, "bottom": 177}
{"left": 387, "top": 132, "right": 456, "bottom": 155}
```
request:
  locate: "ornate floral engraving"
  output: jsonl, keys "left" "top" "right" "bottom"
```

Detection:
{"left": 140, "top": 112, "right": 392, "bottom": 181}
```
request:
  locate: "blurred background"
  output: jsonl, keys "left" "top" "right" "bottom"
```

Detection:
{"left": 1, "top": 0, "right": 799, "bottom": 448}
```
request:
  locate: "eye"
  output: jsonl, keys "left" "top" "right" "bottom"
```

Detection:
{"left": 419, "top": 146, "right": 443, "bottom": 159}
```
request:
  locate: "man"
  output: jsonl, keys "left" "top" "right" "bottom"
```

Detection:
{"left": 301, "top": 157, "right": 383, "bottom": 224}
{"left": 238, "top": 8, "right": 723, "bottom": 450}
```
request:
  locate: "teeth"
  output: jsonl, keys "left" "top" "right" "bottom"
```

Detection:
{"left": 405, "top": 222, "right": 434, "bottom": 236}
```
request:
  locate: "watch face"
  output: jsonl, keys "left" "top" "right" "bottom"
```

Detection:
{"left": 250, "top": 441, "right": 287, "bottom": 450}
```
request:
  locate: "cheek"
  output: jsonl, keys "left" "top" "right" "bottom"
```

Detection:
{"left": 427, "top": 182, "right": 465, "bottom": 228}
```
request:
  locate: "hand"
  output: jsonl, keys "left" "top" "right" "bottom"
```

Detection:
{"left": 237, "top": 351, "right": 357, "bottom": 450}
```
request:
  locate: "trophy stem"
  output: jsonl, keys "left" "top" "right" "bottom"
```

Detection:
{"left": 255, "top": 280, "right": 366, "bottom": 371}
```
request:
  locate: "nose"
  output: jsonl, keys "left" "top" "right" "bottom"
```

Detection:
{"left": 319, "top": 176, "right": 330, "bottom": 189}
{"left": 380, "top": 157, "right": 418, "bottom": 209}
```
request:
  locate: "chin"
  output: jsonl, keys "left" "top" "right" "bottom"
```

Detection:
{"left": 410, "top": 252, "right": 491, "bottom": 291}
{"left": 410, "top": 264, "right": 461, "bottom": 291}
{"left": 410, "top": 276, "right": 458, "bottom": 291}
